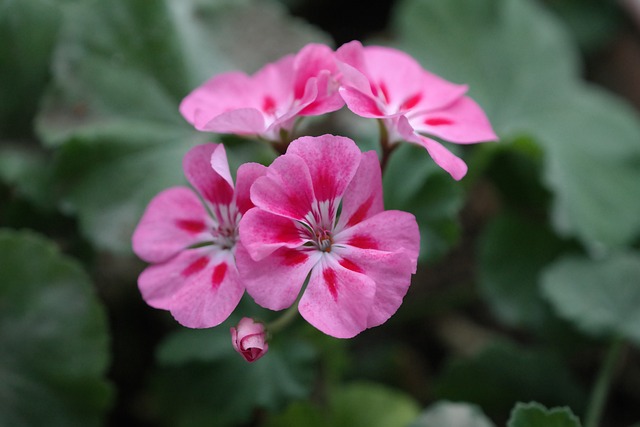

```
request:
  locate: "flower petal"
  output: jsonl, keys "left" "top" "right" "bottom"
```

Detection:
{"left": 335, "top": 150, "right": 384, "bottom": 232}
{"left": 238, "top": 208, "right": 306, "bottom": 261}
{"left": 397, "top": 116, "right": 468, "bottom": 180}
{"left": 250, "top": 152, "right": 315, "bottom": 221}
{"left": 132, "top": 187, "right": 210, "bottom": 263}
{"left": 199, "top": 108, "right": 266, "bottom": 135}
{"left": 338, "top": 86, "right": 385, "bottom": 118}
{"left": 411, "top": 96, "right": 498, "bottom": 144}
{"left": 138, "top": 249, "right": 243, "bottom": 328}
{"left": 286, "top": 134, "right": 362, "bottom": 203}
{"left": 332, "top": 246, "right": 415, "bottom": 328}
{"left": 236, "top": 243, "right": 320, "bottom": 311}
{"left": 235, "top": 162, "right": 268, "bottom": 215}
{"left": 179, "top": 71, "right": 257, "bottom": 128}
{"left": 293, "top": 44, "right": 336, "bottom": 99}
{"left": 298, "top": 257, "right": 376, "bottom": 338}
{"left": 334, "top": 210, "right": 420, "bottom": 270}
{"left": 183, "top": 143, "right": 234, "bottom": 206}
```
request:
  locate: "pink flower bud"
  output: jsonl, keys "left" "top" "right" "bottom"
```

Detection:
{"left": 230, "top": 317, "right": 269, "bottom": 362}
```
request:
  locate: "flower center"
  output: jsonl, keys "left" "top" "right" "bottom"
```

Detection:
{"left": 211, "top": 223, "right": 237, "bottom": 250}
{"left": 315, "top": 228, "right": 333, "bottom": 252}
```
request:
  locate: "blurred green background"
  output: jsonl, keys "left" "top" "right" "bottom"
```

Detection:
{"left": 1, "top": 0, "right": 640, "bottom": 426}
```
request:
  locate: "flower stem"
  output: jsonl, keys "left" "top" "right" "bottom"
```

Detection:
{"left": 378, "top": 119, "right": 396, "bottom": 175}
{"left": 584, "top": 336, "right": 625, "bottom": 427}
{"left": 267, "top": 299, "right": 301, "bottom": 334}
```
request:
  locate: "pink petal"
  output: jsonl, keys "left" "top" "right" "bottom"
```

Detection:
{"left": 252, "top": 54, "right": 296, "bottom": 107}
{"left": 250, "top": 153, "right": 315, "bottom": 221}
{"left": 199, "top": 108, "right": 266, "bottom": 135}
{"left": 397, "top": 116, "right": 468, "bottom": 180}
{"left": 293, "top": 43, "right": 338, "bottom": 100}
{"left": 332, "top": 246, "right": 415, "bottom": 328}
{"left": 268, "top": 77, "right": 318, "bottom": 132}
{"left": 286, "top": 135, "right": 362, "bottom": 202}
{"left": 180, "top": 72, "right": 253, "bottom": 125}
{"left": 238, "top": 208, "right": 306, "bottom": 261}
{"left": 183, "top": 143, "right": 234, "bottom": 206}
{"left": 298, "top": 258, "right": 376, "bottom": 338}
{"left": 210, "top": 144, "right": 234, "bottom": 189}
{"left": 298, "top": 70, "right": 345, "bottom": 116}
{"left": 359, "top": 46, "right": 426, "bottom": 105}
{"left": 179, "top": 72, "right": 256, "bottom": 127}
{"left": 335, "top": 150, "right": 384, "bottom": 232}
{"left": 138, "top": 249, "right": 243, "bottom": 328}
{"left": 411, "top": 96, "right": 498, "bottom": 144}
{"left": 334, "top": 210, "right": 420, "bottom": 270}
{"left": 235, "top": 162, "right": 268, "bottom": 215}
{"left": 236, "top": 243, "right": 320, "bottom": 311}
{"left": 335, "top": 41, "right": 371, "bottom": 94}
{"left": 132, "top": 187, "right": 210, "bottom": 263}
{"left": 338, "top": 86, "right": 385, "bottom": 118}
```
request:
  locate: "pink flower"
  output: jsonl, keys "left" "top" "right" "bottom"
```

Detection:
{"left": 236, "top": 135, "right": 420, "bottom": 338}
{"left": 230, "top": 317, "right": 269, "bottom": 362}
{"left": 336, "top": 41, "right": 497, "bottom": 180}
{"left": 179, "top": 44, "right": 344, "bottom": 142}
{"left": 132, "top": 143, "right": 266, "bottom": 328}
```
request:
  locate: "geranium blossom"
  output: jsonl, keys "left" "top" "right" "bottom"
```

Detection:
{"left": 336, "top": 41, "right": 497, "bottom": 180}
{"left": 132, "top": 143, "right": 266, "bottom": 328}
{"left": 236, "top": 135, "right": 420, "bottom": 338}
{"left": 179, "top": 44, "right": 344, "bottom": 143}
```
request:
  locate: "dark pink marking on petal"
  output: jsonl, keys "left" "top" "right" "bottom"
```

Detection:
{"left": 424, "top": 117, "right": 454, "bottom": 126}
{"left": 347, "top": 234, "right": 379, "bottom": 250}
{"left": 323, "top": 268, "right": 338, "bottom": 301}
{"left": 211, "top": 262, "right": 228, "bottom": 289}
{"left": 175, "top": 219, "right": 207, "bottom": 234}
{"left": 276, "top": 226, "right": 302, "bottom": 243}
{"left": 181, "top": 256, "right": 209, "bottom": 277}
{"left": 283, "top": 250, "right": 309, "bottom": 266}
{"left": 262, "top": 96, "right": 277, "bottom": 115}
{"left": 378, "top": 81, "right": 391, "bottom": 104}
{"left": 400, "top": 93, "right": 422, "bottom": 111}
{"left": 339, "top": 258, "right": 363, "bottom": 274}
{"left": 346, "top": 196, "right": 374, "bottom": 227}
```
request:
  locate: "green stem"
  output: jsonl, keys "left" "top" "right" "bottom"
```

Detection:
{"left": 584, "top": 337, "right": 624, "bottom": 427}
{"left": 378, "top": 119, "right": 396, "bottom": 174}
{"left": 267, "top": 297, "right": 301, "bottom": 334}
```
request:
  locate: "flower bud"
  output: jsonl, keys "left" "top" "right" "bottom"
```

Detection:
{"left": 230, "top": 317, "right": 269, "bottom": 362}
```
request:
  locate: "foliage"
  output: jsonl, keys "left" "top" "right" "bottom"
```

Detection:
{"left": 1, "top": 0, "right": 639, "bottom": 425}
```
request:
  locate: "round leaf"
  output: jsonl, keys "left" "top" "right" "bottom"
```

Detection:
{"left": 507, "top": 402, "right": 582, "bottom": 427}
{"left": 541, "top": 252, "right": 640, "bottom": 345}
{"left": 0, "top": 229, "right": 112, "bottom": 426}
{"left": 409, "top": 401, "right": 495, "bottom": 427}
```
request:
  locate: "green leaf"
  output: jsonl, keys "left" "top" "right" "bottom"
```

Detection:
{"left": 507, "top": 402, "right": 582, "bottom": 427}
{"left": 384, "top": 143, "right": 464, "bottom": 261}
{"left": 477, "top": 213, "right": 572, "bottom": 330}
{"left": 0, "top": 229, "right": 112, "bottom": 426}
{"left": 541, "top": 252, "right": 640, "bottom": 345}
{"left": 0, "top": 144, "right": 55, "bottom": 210}
{"left": 266, "top": 383, "right": 420, "bottom": 427}
{"left": 409, "top": 401, "right": 495, "bottom": 427}
{"left": 330, "top": 382, "right": 420, "bottom": 427}
{"left": 0, "top": 0, "right": 61, "bottom": 137}
{"left": 148, "top": 323, "right": 317, "bottom": 427}
{"left": 393, "top": 0, "right": 640, "bottom": 249}
{"left": 434, "top": 340, "right": 585, "bottom": 418}
{"left": 264, "top": 401, "right": 326, "bottom": 427}
{"left": 36, "top": 0, "right": 329, "bottom": 253}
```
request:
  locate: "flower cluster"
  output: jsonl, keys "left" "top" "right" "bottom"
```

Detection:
{"left": 133, "top": 42, "right": 495, "bottom": 361}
